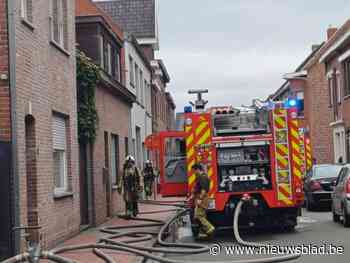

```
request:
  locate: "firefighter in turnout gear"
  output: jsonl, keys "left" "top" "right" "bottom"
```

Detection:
{"left": 118, "top": 155, "right": 141, "bottom": 218}
{"left": 189, "top": 163, "right": 215, "bottom": 239}
{"left": 142, "top": 160, "right": 155, "bottom": 199}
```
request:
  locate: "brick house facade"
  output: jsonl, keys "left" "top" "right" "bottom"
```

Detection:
{"left": 1, "top": 0, "right": 80, "bottom": 258}
{"left": 151, "top": 59, "right": 171, "bottom": 133}
{"left": 76, "top": 0, "right": 136, "bottom": 225}
{"left": 319, "top": 20, "right": 350, "bottom": 163}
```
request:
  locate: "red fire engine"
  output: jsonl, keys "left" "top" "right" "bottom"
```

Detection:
{"left": 145, "top": 90, "right": 312, "bottom": 230}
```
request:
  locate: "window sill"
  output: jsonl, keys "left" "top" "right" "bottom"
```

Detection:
{"left": 54, "top": 191, "right": 74, "bottom": 200}
{"left": 21, "top": 18, "right": 34, "bottom": 31}
{"left": 50, "top": 40, "right": 70, "bottom": 57}
{"left": 112, "top": 185, "right": 120, "bottom": 191}
{"left": 344, "top": 95, "right": 350, "bottom": 101}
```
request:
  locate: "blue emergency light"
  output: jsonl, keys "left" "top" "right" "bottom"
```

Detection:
{"left": 184, "top": 106, "right": 192, "bottom": 113}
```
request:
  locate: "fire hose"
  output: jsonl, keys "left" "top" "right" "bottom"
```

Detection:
{"left": 4, "top": 198, "right": 301, "bottom": 263}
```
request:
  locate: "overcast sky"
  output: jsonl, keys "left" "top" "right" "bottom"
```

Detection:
{"left": 156, "top": 0, "right": 350, "bottom": 112}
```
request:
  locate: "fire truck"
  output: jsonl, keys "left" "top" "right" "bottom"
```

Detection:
{"left": 145, "top": 90, "right": 312, "bottom": 230}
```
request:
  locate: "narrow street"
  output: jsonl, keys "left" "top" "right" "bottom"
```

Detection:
{"left": 165, "top": 208, "right": 349, "bottom": 263}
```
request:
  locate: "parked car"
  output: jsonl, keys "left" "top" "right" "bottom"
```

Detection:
{"left": 332, "top": 164, "right": 350, "bottom": 227}
{"left": 304, "top": 164, "right": 342, "bottom": 211}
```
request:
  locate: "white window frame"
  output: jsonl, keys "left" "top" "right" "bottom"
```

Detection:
{"left": 336, "top": 72, "right": 342, "bottom": 104}
{"left": 52, "top": 115, "right": 68, "bottom": 194}
{"left": 116, "top": 52, "right": 121, "bottom": 82}
{"left": 100, "top": 36, "right": 104, "bottom": 69}
{"left": 140, "top": 71, "right": 144, "bottom": 105}
{"left": 129, "top": 56, "right": 134, "bottom": 86}
{"left": 50, "top": 0, "right": 65, "bottom": 48}
{"left": 21, "top": 0, "right": 28, "bottom": 20}
{"left": 107, "top": 43, "right": 112, "bottom": 75}
{"left": 135, "top": 64, "right": 139, "bottom": 100}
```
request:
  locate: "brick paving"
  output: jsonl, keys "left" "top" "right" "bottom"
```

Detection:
{"left": 52, "top": 197, "right": 184, "bottom": 263}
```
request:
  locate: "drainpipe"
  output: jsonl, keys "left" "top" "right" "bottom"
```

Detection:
{"left": 7, "top": 0, "right": 20, "bottom": 255}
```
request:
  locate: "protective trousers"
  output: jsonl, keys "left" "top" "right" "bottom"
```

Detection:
{"left": 194, "top": 206, "right": 215, "bottom": 236}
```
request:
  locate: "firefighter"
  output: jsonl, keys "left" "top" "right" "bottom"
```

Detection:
{"left": 189, "top": 163, "right": 215, "bottom": 239}
{"left": 118, "top": 155, "right": 141, "bottom": 218}
{"left": 142, "top": 160, "right": 155, "bottom": 199}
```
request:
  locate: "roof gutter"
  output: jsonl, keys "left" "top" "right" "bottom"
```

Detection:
{"left": 7, "top": 0, "right": 20, "bottom": 254}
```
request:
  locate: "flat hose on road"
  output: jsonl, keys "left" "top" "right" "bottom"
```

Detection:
{"left": 48, "top": 198, "right": 301, "bottom": 263}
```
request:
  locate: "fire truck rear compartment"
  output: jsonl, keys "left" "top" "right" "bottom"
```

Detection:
{"left": 217, "top": 144, "right": 272, "bottom": 193}
{"left": 206, "top": 194, "right": 298, "bottom": 230}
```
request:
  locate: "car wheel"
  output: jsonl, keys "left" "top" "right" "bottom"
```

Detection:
{"left": 332, "top": 205, "right": 340, "bottom": 223}
{"left": 343, "top": 207, "right": 350, "bottom": 228}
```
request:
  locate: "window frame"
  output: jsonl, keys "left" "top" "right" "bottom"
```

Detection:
{"left": 343, "top": 59, "right": 350, "bottom": 97}
{"left": 129, "top": 56, "right": 134, "bottom": 86}
{"left": 52, "top": 115, "right": 68, "bottom": 194}
{"left": 107, "top": 43, "right": 112, "bottom": 75}
{"left": 99, "top": 36, "right": 105, "bottom": 69}
{"left": 50, "top": 0, "right": 68, "bottom": 51}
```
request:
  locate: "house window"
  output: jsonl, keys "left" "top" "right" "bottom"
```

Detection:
{"left": 344, "top": 59, "right": 350, "bottom": 96}
{"left": 129, "top": 56, "right": 134, "bottom": 86}
{"left": 135, "top": 64, "right": 139, "bottom": 100}
{"left": 21, "top": 0, "right": 33, "bottom": 23}
{"left": 111, "top": 134, "right": 120, "bottom": 185}
{"left": 52, "top": 115, "right": 68, "bottom": 193}
{"left": 296, "top": 91, "right": 304, "bottom": 117}
{"left": 337, "top": 73, "right": 341, "bottom": 104}
{"left": 50, "top": 0, "right": 68, "bottom": 49}
{"left": 115, "top": 52, "right": 121, "bottom": 82}
{"left": 328, "top": 75, "right": 334, "bottom": 107}
{"left": 107, "top": 43, "right": 112, "bottom": 75}
{"left": 99, "top": 36, "right": 104, "bottom": 69}
{"left": 140, "top": 71, "right": 144, "bottom": 105}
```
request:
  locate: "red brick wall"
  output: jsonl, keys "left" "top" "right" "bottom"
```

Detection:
{"left": 14, "top": 0, "right": 80, "bottom": 250}
{"left": 305, "top": 62, "right": 334, "bottom": 164}
{"left": 92, "top": 84, "right": 131, "bottom": 225}
{"left": 0, "top": 0, "right": 10, "bottom": 142}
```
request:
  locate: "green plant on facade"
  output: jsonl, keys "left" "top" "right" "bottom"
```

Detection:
{"left": 77, "top": 50, "right": 100, "bottom": 144}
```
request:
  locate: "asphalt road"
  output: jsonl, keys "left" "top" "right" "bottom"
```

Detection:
{"left": 165, "top": 208, "right": 350, "bottom": 263}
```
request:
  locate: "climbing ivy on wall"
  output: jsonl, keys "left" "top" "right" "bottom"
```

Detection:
{"left": 76, "top": 50, "right": 100, "bottom": 144}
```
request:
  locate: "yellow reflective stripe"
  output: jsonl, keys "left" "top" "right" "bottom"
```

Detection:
{"left": 196, "top": 121, "right": 209, "bottom": 136}
{"left": 187, "top": 159, "right": 195, "bottom": 172}
{"left": 189, "top": 175, "right": 196, "bottom": 186}
{"left": 275, "top": 116, "right": 286, "bottom": 128}
{"left": 197, "top": 129, "right": 210, "bottom": 145}
{"left": 186, "top": 134, "right": 194, "bottom": 147}
{"left": 187, "top": 147, "right": 194, "bottom": 158}
{"left": 185, "top": 125, "right": 192, "bottom": 133}
{"left": 293, "top": 167, "right": 302, "bottom": 178}
{"left": 290, "top": 129, "right": 299, "bottom": 141}
{"left": 277, "top": 152, "right": 288, "bottom": 166}
{"left": 276, "top": 143, "right": 289, "bottom": 155}
{"left": 291, "top": 141, "right": 300, "bottom": 152}
{"left": 293, "top": 154, "right": 302, "bottom": 166}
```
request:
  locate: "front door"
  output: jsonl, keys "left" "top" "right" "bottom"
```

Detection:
{"left": 0, "top": 142, "right": 12, "bottom": 260}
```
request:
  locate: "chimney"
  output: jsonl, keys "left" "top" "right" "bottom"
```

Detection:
{"left": 327, "top": 26, "right": 338, "bottom": 40}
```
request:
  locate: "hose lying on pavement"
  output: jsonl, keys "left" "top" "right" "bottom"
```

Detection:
{"left": 48, "top": 198, "right": 301, "bottom": 263}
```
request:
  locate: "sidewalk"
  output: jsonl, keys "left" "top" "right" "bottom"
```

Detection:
{"left": 52, "top": 197, "right": 183, "bottom": 263}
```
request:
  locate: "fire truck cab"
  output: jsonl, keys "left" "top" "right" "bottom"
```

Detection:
{"left": 145, "top": 92, "right": 312, "bottom": 231}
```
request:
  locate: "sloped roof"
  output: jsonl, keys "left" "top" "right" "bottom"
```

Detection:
{"left": 95, "top": 0, "right": 156, "bottom": 38}
{"left": 76, "top": 0, "right": 124, "bottom": 41}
